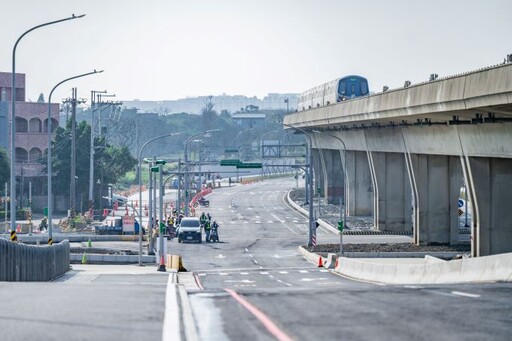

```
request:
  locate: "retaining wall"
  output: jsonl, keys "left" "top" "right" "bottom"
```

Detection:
{"left": 0, "top": 238, "right": 70, "bottom": 281}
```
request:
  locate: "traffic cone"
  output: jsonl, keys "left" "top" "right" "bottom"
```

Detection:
{"left": 16, "top": 224, "right": 21, "bottom": 233}
{"left": 87, "top": 238, "right": 92, "bottom": 248}
{"left": 157, "top": 254, "right": 166, "bottom": 272}
{"left": 318, "top": 256, "right": 324, "bottom": 267}
{"left": 82, "top": 252, "right": 87, "bottom": 264}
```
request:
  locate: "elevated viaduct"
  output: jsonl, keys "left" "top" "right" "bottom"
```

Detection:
{"left": 284, "top": 63, "right": 512, "bottom": 257}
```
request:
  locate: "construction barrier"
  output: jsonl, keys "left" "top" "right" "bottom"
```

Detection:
{"left": 0, "top": 238, "right": 70, "bottom": 281}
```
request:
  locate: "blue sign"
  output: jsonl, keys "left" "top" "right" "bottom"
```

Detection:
{"left": 458, "top": 199, "right": 464, "bottom": 208}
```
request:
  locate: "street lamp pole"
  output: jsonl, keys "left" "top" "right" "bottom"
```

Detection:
{"left": 138, "top": 133, "right": 178, "bottom": 265}
{"left": 11, "top": 13, "right": 86, "bottom": 233}
{"left": 47, "top": 70, "right": 102, "bottom": 243}
{"left": 282, "top": 123, "right": 314, "bottom": 247}
{"left": 183, "top": 129, "right": 218, "bottom": 216}
{"left": 328, "top": 134, "right": 347, "bottom": 256}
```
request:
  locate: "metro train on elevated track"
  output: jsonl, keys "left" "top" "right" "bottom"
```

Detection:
{"left": 297, "top": 75, "right": 369, "bottom": 111}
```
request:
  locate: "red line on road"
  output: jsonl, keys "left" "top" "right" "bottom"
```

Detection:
{"left": 225, "top": 288, "right": 294, "bottom": 341}
{"left": 194, "top": 273, "right": 205, "bottom": 290}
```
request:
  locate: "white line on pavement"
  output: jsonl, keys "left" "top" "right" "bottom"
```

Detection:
{"left": 451, "top": 291, "right": 481, "bottom": 298}
{"left": 162, "top": 274, "right": 180, "bottom": 341}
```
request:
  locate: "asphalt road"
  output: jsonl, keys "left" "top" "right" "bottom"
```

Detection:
{"left": 172, "top": 177, "right": 512, "bottom": 341}
{"left": 1, "top": 177, "right": 511, "bottom": 341}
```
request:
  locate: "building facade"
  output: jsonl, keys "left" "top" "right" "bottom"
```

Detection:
{"left": 0, "top": 72, "right": 59, "bottom": 205}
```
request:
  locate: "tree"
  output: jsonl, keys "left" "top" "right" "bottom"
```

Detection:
{"left": 202, "top": 96, "right": 218, "bottom": 131}
{"left": 42, "top": 119, "right": 137, "bottom": 204}
{"left": 0, "top": 147, "right": 9, "bottom": 189}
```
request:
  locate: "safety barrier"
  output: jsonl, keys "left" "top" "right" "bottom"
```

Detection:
{"left": 0, "top": 238, "right": 70, "bottom": 281}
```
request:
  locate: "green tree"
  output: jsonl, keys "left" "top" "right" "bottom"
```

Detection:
{"left": 43, "top": 119, "right": 137, "bottom": 200}
{"left": 0, "top": 147, "right": 9, "bottom": 188}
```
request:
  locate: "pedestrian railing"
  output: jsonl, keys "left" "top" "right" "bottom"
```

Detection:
{"left": 0, "top": 238, "right": 70, "bottom": 281}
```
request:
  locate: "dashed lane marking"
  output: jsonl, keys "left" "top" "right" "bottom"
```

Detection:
{"left": 451, "top": 291, "right": 481, "bottom": 298}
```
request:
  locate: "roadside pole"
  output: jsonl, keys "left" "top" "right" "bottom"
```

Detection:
{"left": 158, "top": 163, "right": 166, "bottom": 271}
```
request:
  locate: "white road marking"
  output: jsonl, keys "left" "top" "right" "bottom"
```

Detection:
{"left": 299, "top": 270, "right": 308, "bottom": 273}
{"left": 260, "top": 272, "right": 269, "bottom": 275}
{"left": 451, "top": 291, "right": 481, "bottom": 298}
{"left": 219, "top": 273, "right": 229, "bottom": 276}
{"left": 318, "top": 269, "right": 329, "bottom": 273}
{"left": 244, "top": 248, "right": 249, "bottom": 252}
{"left": 300, "top": 278, "right": 328, "bottom": 282}
{"left": 240, "top": 272, "right": 249, "bottom": 275}
{"left": 216, "top": 254, "right": 226, "bottom": 259}
{"left": 279, "top": 271, "right": 289, "bottom": 274}
{"left": 198, "top": 273, "right": 207, "bottom": 277}
{"left": 225, "top": 279, "right": 255, "bottom": 283}
{"left": 404, "top": 285, "right": 424, "bottom": 289}
{"left": 255, "top": 221, "right": 261, "bottom": 224}
{"left": 162, "top": 274, "right": 180, "bottom": 341}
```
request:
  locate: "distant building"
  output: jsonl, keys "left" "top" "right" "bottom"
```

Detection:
{"left": 122, "top": 93, "right": 299, "bottom": 115}
{"left": 0, "top": 71, "right": 60, "bottom": 201}
{"left": 231, "top": 112, "right": 267, "bottom": 129}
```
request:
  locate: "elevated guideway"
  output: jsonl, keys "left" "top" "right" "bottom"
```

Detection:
{"left": 284, "top": 62, "right": 512, "bottom": 257}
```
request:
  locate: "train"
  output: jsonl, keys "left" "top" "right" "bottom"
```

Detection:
{"left": 297, "top": 75, "right": 369, "bottom": 111}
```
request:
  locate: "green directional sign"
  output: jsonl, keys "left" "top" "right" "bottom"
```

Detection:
{"left": 220, "top": 159, "right": 241, "bottom": 166}
{"left": 150, "top": 166, "right": 159, "bottom": 172}
{"left": 337, "top": 220, "right": 344, "bottom": 232}
{"left": 237, "top": 162, "right": 263, "bottom": 169}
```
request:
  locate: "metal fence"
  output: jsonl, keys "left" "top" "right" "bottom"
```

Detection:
{"left": 0, "top": 238, "right": 70, "bottom": 281}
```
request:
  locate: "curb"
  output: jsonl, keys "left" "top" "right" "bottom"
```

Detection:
{"left": 71, "top": 253, "right": 156, "bottom": 264}
{"left": 299, "top": 245, "right": 512, "bottom": 284}
{"left": 285, "top": 191, "right": 413, "bottom": 236}
{"left": 1, "top": 234, "right": 144, "bottom": 244}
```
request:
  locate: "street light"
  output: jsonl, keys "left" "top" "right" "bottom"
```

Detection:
{"left": 47, "top": 70, "right": 103, "bottom": 243}
{"left": 138, "top": 133, "right": 179, "bottom": 265}
{"left": 282, "top": 123, "right": 315, "bottom": 248}
{"left": 88, "top": 90, "right": 107, "bottom": 212}
{"left": 11, "top": 13, "right": 86, "bottom": 233}
{"left": 327, "top": 134, "right": 348, "bottom": 256}
{"left": 183, "top": 129, "right": 218, "bottom": 216}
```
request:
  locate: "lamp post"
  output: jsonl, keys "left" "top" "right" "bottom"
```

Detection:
{"left": 183, "top": 129, "right": 218, "bottom": 216}
{"left": 327, "top": 134, "right": 348, "bottom": 256}
{"left": 138, "top": 133, "right": 178, "bottom": 265}
{"left": 11, "top": 13, "right": 86, "bottom": 233}
{"left": 47, "top": 70, "right": 102, "bottom": 243}
{"left": 282, "top": 123, "right": 314, "bottom": 247}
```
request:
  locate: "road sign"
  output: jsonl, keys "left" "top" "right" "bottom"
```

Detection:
{"left": 122, "top": 215, "right": 135, "bottom": 233}
{"left": 220, "top": 159, "right": 241, "bottom": 166}
{"left": 236, "top": 162, "right": 263, "bottom": 169}
{"left": 458, "top": 199, "right": 464, "bottom": 208}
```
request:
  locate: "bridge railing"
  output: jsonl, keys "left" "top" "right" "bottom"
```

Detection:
{"left": 0, "top": 238, "right": 70, "bottom": 281}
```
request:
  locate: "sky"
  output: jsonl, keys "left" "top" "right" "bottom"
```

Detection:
{"left": 1, "top": 0, "right": 511, "bottom": 104}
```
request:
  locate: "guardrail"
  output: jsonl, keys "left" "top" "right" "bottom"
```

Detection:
{"left": 0, "top": 238, "right": 70, "bottom": 281}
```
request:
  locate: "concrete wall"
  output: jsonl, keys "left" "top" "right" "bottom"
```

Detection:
{"left": 468, "top": 157, "right": 512, "bottom": 256}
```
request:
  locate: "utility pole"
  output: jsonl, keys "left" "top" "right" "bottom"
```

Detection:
{"left": 89, "top": 90, "right": 107, "bottom": 215}
{"left": 63, "top": 88, "right": 85, "bottom": 218}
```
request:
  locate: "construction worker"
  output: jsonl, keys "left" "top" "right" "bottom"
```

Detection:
{"left": 200, "top": 212, "right": 207, "bottom": 226}
{"left": 204, "top": 219, "right": 211, "bottom": 242}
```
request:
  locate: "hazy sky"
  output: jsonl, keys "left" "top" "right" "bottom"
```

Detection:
{"left": 1, "top": 0, "right": 511, "bottom": 103}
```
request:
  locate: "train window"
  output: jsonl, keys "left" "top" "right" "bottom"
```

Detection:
{"left": 361, "top": 80, "right": 368, "bottom": 95}
{"left": 351, "top": 84, "right": 356, "bottom": 94}
{"left": 339, "top": 81, "right": 346, "bottom": 94}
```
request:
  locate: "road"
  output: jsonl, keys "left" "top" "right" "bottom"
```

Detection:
{"left": 172, "top": 177, "right": 512, "bottom": 341}
{"left": 0, "top": 177, "right": 510, "bottom": 340}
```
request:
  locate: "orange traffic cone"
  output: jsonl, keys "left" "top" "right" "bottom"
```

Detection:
{"left": 157, "top": 254, "right": 166, "bottom": 272}
{"left": 318, "top": 256, "right": 324, "bottom": 267}
{"left": 16, "top": 224, "right": 21, "bottom": 233}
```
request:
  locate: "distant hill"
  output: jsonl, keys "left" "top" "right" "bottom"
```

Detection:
{"left": 122, "top": 93, "right": 298, "bottom": 114}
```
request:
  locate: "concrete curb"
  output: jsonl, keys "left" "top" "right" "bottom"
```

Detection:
{"left": 70, "top": 253, "right": 156, "bottom": 264}
{"left": 299, "top": 246, "right": 512, "bottom": 284}
{"left": 1, "top": 234, "right": 144, "bottom": 244}
{"left": 285, "top": 191, "right": 339, "bottom": 234}
{"left": 285, "top": 191, "right": 412, "bottom": 235}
